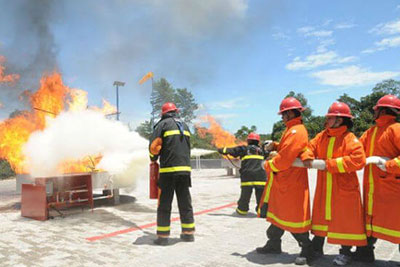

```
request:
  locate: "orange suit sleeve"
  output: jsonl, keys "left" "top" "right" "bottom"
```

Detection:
{"left": 326, "top": 133, "right": 366, "bottom": 173}
{"left": 265, "top": 125, "right": 308, "bottom": 173}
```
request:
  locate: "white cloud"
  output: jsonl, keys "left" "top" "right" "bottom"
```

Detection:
{"left": 311, "top": 66, "right": 400, "bottom": 86}
{"left": 208, "top": 97, "right": 249, "bottom": 109}
{"left": 213, "top": 113, "right": 238, "bottom": 119}
{"left": 370, "top": 19, "right": 400, "bottom": 35}
{"left": 316, "top": 39, "right": 335, "bottom": 53}
{"left": 397, "top": 4, "right": 400, "bottom": 10}
{"left": 297, "top": 26, "right": 314, "bottom": 34}
{"left": 334, "top": 23, "right": 356, "bottom": 29}
{"left": 362, "top": 35, "right": 400, "bottom": 54}
{"left": 376, "top": 36, "right": 400, "bottom": 47}
{"left": 297, "top": 26, "right": 332, "bottom": 38}
{"left": 305, "top": 30, "right": 333, "bottom": 38}
{"left": 272, "top": 32, "right": 289, "bottom": 40}
{"left": 286, "top": 51, "right": 356, "bottom": 71}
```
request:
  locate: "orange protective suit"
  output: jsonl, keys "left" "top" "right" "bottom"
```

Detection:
{"left": 360, "top": 116, "right": 400, "bottom": 244}
{"left": 303, "top": 125, "right": 367, "bottom": 246}
{"left": 263, "top": 117, "right": 311, "bottom": 233}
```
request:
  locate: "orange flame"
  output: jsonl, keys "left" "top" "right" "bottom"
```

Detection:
{"left": 196, "top": 115, "right": 244, "bottom": 149}
{"left": 0, "top": 55, "right": 20, "bottom": 84}
{"left": 0, "top": 72, "right": 116, "bottom": 174}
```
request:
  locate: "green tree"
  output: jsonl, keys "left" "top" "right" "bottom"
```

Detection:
{"left": 234, "top": 125, "right": 257, "bottom": 141}
{"left": 136, "top": 78, "right": 198, "bottom": 139}
{"left": 0, "top": 159, "right": 15, "bottom": 179}
{"left": 372, "top": 79, "right": 400, "bottom": 96}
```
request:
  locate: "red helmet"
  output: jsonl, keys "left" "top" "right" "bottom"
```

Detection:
{"left": 326, "top": 102, "right": 353, "bottom": 118}
{"left": 373, "top": 95, "right": 400, "bottom": 111}
{"left": 278, "top": 97, "right": 306, "bottom": 114}
{"left": 161, "top": 102, "right": 178, "bottom": 115}
{"left": 247, "top": 132, "right": 260, "bottom": 141}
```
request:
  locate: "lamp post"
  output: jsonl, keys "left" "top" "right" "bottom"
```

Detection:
{"left": 113, "top": 81, "right": 125, "bottom": 121}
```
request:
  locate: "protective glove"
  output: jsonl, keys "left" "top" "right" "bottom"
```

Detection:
{"left": 263, "top": 140, "right": 274, "bottom": 152}
{"left": 377, "top": 157, "right": 387, "bottom": 172}
{"left": 267, "top": 151, "right": 278, "bottom": 160}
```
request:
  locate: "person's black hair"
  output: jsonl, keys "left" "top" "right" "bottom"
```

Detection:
{"left": 293, "top": 109, "right": 301, "bottom": 118}
{"left": 380, "top": 107, "right": 398, "bottom": 117}
{"left": 340, "top": 117, "right": 353, "bottom": 130}
{"left": 247, "top": 139, "right": 259, "bottom": 146}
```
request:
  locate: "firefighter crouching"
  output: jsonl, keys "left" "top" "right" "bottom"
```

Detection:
{"left": 302, "top": 102, "right": 367, "bottom": 266}
{"left": 257, "top": 97, "right": 314, "bottom": 266}
{"left": 149, "top": 102, "right": 195, "bottom": 246}
{"left": 217, "top": 132, "right": 267, "bottom": 216}
{"left": 354, "top": 95, "right": 400, "bottom": 262}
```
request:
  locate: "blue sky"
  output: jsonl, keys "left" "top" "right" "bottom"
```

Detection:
{"left": 1, "top": 0, "right": 400, "bottom": 134}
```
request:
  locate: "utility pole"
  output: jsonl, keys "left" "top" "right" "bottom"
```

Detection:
{"left": 150, "top": 77, "right": 155, "bottom": 129}
{"left": 113, "top": 81, "right": 125, "bottom": 121}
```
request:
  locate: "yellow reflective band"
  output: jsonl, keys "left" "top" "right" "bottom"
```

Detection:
{"left": 269, "top": 160, "right": 279, "bottom": 172}
{"left": 301, "top": 146, "right": 308, "bottom": 152}
{"left": 368, "top": 127, "right": 378, "bottom": 216}
{"left": 157, "top": 226, "right": 170, "bottom": 232}
{"left": 366, "top": 224, "right": 372, "bottom": 231}
{"left": 326, "top": 137, "right": 335, "bottom": 221}
{"left": 336, "top": 157, "right": 346, "bottom": 173}
{"left": 163, "top": 130, "right": 190, "bottom": 137}
{"left": 159, "top": 166, "right": 191, "bottom": 173}
{"left": 394, "top": 158, "right": 400, "bottom": 168}
{"left": 267, "top": 212, "right": 311, "bottom": 228}
{"left": 312, "top": 224, "right": 328, "bottom": 231}
{"left": 149, "top": 152, "right": 154, "bottom": 157}
{"left": 236, "top": 208, "right": 248, "bottom": 215}
{"left": 223, "top": 147, "right": 227, "bottom": 153}
{"left": 181, "top": 223, "right": 195, "bottom": 229}
{"left": 370, "top": 224, "right": 400, "bottom": 238}
{"left": 327, "top": 232, "right": 367, "bottom": 241}
{"left": 264, "top": 172, "right": 274, "bottom": 203}
{"left": 241, "top": 181, "right": 266, "bottom": 186}
{"left": 242, "top": 155, "right": 264, "bottom": 160}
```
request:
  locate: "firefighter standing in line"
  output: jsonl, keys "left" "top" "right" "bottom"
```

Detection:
{"left": 217, "top": 132, "right": 267, "bottom": 215}
{"left": 302, "top": 102, "right": 367, "bottom": 266}
{"left": 354, "top": 95, "right": 400, "bottom": 262}
{"left": 256, "top": 97, "right": 314, "bottom": 266}
{"left": 149, "top": 102, "right": 195, "bottom": 246}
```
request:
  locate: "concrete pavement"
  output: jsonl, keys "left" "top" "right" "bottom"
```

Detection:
{"left": 0, "top": 169, "right": 399, "bottom": 266}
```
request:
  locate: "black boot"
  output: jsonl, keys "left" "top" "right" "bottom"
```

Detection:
{"left": 295, "top": 243, "right": 315, "bottom": 265}
{"left": 352, "top": 246, "right": 375, "bottom": 263}
{"left": 180, "top": 233, "right": 195, "bottom": 242}
{"left": 256, "top": 240, "right": 282, "bottom": 254}
{"left": 312, "top": 236, "right": 325, "bottom": 257}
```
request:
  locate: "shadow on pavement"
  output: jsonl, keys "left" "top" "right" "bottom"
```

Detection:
{"left": 207, "top": 211, "right": 258, "bottom": 218}
{"left": 133, "top": 230, "right": 183, "bottom": 246}
{"left": 231, "top": 250, "right": 296, "bottom": 265}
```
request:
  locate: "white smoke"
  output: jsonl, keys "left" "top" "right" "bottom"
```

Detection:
{"left": 23, "top": 110, "right": 148, "bottom": 187}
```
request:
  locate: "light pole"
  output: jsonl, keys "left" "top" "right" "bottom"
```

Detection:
{"left": 113, "top": 81, "right": 125, "bottom": 121}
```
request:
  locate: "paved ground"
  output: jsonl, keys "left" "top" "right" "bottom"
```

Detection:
{"left": 0, "top": 169, "right": 399, "bottom": 267}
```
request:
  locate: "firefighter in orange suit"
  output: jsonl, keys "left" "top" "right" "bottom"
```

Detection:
{"left": 217, "top": 132, "right": 267, "bottom": 215}
{"left": 149, "top": 102, "right": 194, "bottom": 246}
{"left": 354, "top": 95, "right": 400, "bottom": 262}
{"left": 302, "top": 102, "right": 366, "bottom": 266}
{"left": 256, "top": 97, "right": 314, "bottom": 266}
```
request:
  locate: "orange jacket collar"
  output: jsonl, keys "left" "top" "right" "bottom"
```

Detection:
{"left": 326, "top": 125, "right": 347, "bottom": 137}
{"left": 375, "top": 115, "right": 396, "bottom": 127}
{"left": 285, "top": 117, "right": 302, "bottom": 128}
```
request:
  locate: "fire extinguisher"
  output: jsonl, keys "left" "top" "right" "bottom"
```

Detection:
{"left": 149, "top": 161, "right": 159, "bottom": 199}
